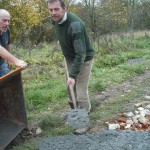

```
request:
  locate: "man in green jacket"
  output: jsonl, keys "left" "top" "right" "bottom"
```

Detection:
{"left": 47, "top": 0, "right": 94, "bottom": 115}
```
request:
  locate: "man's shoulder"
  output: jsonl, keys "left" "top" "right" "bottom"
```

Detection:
{"left": 67, "top": 13, "right": 84, "bottom": 29}
{"left": 67, "top": 13, "right": 83, "bottom": 23}
{"left": 1, "top": 28, "right": 10, "bottom": 46}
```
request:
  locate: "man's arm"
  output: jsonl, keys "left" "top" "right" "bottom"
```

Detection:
{"left": 5, "top": 44, "right": 11, "bottom": 52}
{"left": 5, "top": 44, "right": 13, "bottom": 69}
{"left": 0, "top": 45, "right": 27, "bottom": 68}
{"left": 68, "top": 22, "right": 86, "bottom": 78}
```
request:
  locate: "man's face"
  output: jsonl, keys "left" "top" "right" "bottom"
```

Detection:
{"left": 0, "top": 14, "right": 10, "bottom": 34}
{"left": 48, "top": 1, "right": 66, "bottom": 22}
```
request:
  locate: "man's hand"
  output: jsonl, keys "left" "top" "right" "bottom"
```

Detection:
{"left": 7, "top": 61, "right": 13, "bottom": 70}
{"left": 15, "top": 59, "right": 27, "bottom": 69}
{"left": 67, "top": 77, "right": 75, "bottom": 87}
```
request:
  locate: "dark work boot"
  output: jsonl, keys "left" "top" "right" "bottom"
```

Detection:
{"left": 68, "top": 102, "right": 78, "bottom": 109}
{"left": 74, "top": 126, "right": 90, "bottom": 135}
{"left": 68, "top": 102, "right": 74, "bottom": 109}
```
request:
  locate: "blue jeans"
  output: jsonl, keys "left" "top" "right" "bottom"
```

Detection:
{"left": 0, "top": 62, "right": 9, "bottom": 77}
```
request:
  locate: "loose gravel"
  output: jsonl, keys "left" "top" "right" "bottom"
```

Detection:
{"left": 39, "top": 130, "right": 150, "bottom": 150}
{"left": 66, "top": 108, "right": 89, "bottom": 129}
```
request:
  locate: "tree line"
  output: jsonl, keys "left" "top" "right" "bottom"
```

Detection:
{"left": 1, "top": 0, "right": 150, "bottom": 47}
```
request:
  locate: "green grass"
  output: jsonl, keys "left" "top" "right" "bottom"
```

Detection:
{"left": 24, "top": 79, "right": 67, "bottom": 111}
{"left": 12, "top": 140, "right": 39, "bottom": 150}
{"left": 11, "top": 31, "right": 150, "bottom": 149}
{"left": 37, "top": 113, "right": 74, "bottom": 136}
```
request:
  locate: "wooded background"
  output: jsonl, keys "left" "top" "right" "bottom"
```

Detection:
{"left": 1, "top": 0, "right": 150, "bottom": 48}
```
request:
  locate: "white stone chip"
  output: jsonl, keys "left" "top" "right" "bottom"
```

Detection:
{"left": 126, "top": 119, "right": 134, "bottom": 125}
{"left": 137, "top": 107, "right": 144, "bottom": 111}
{"left": 144, "top": 96, "right": 150, "bottom": 100}
{"left": 108, "top": 124, "right": 120, "bottom": 130}
{"left": 146, "top": 105, "right": 150, "bottom": 110}
{"left": 36, "top": 127, "right": 42, "bottom": 135}
{"left": 140, "top": 110, "right": 146, "bottom": 117}
{"left": 132, "top": 117, "right": 139, "bottom": 124}
{"left": 124, "top": 112, "right": 134, "bottom": 117}
{"left": 125, "top": 124, "right": 131, "bottom": 129}
{"left": 134, "top": 111, "right": 139, "bottom": 115}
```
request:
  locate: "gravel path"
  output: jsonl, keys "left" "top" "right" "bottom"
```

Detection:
{"left": 39, "top": 130, "right": 150, "bottom": 150}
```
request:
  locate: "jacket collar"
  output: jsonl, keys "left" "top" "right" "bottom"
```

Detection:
{"left": 59, "top": 12, "right": 67, "bottom": 24}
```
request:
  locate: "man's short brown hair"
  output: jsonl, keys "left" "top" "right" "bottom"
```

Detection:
{"left": 47, "top": 0, "right": 66, "bottom": 9}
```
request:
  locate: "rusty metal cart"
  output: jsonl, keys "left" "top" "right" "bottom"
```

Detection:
{"left": 0, "top": 67, "right": 27, "bottom": 149}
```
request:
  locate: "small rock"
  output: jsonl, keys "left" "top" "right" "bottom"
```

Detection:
{"left": 124, "top": 112, "right": 134, "bottom": 117}
{"left": 143, "top": 109, "right": 150, "bottom": 115}
{"left": 108, "top": 124, "right": 120, "bottom": 130}
{"left": 134, "top": 111, "right": 139, "bottom": 115}
{"left": 132, "top": 117, "right": 139, "bottom": 124}
{"left": 134, "top": 102, "right": 142, "bottom": 108}
{"left": 141, "top": 123, "right": 149, "bottom": 129}
{"left": 126, "top": 119, "right": 134, "bottom": 125}
{"left": 125, "top": 124, "right": 131, "bottom": 129}
{"left": 134, "top": 101, "right": 150, "bottom": 108}
{"left": 134, "top": 114, "right": 140, "bottom": 119}
{"left": 144, "top": 96, "right": 150, "bottom": 100}
{"left": 36, "top": 127, "right": 42, "bottom": 135}
{"left": 138, "top": 116, "right": 148, "bottom": 124}
{"left": 137, "top": 107, "right": 144, "bottom": 111}
{"left": 117, "top": 117, "right": 126, "bottom": 123}
{"left": 140, "top": 110, "right": 146, "bottom": 117}
{"left": 136, "top": 123, "right": 142, "bottom": 128}
{"left": 146, "top": 114, "right": 150, "bottom": 121}
{"left": 145, "top": 104, "right": 150, "bottom": 110}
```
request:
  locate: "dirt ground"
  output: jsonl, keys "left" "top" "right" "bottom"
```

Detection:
{"left": 93, "top": 69, "right": 150, "bottom": 108}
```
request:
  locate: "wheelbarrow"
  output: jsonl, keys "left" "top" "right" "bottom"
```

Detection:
{"left": 0, "top": 67, "right": 27, "bottom": 150}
